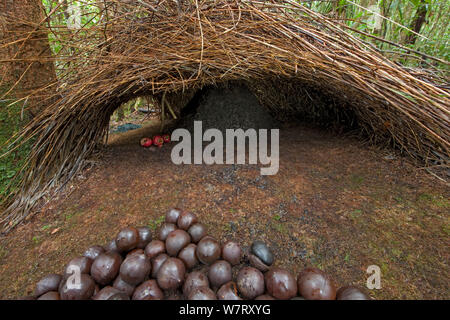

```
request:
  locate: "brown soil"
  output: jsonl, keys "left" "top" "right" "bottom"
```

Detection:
{"left": 0, "top": 123, "right": 448, "bottom": 299}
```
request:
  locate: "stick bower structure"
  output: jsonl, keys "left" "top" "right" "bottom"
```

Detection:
{"left": 0, "top": 0, "right": 449, "bottom": 232}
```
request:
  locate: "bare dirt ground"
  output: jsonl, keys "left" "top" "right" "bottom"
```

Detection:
{"left": 0, "top": 123, "right": 448, "bottom": 299}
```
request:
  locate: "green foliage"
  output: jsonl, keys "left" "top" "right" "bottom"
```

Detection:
{"left": 148, "top": 215, "right": 165, "bottom": 231}
{"left": 304, "top": 0, "right": 449, "bottom": 68}
{"left": 0, "top": 95, "right": 31, "bottom": 200}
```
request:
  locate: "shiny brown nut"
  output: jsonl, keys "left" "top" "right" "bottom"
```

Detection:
{"left": 166, "top": 229, "right": 191, "bottom": 256}
{"left": 92, "top": 286, "right": 121, "bottom": 300}
{"left": 251, "top": 241, "right": 274, "bottom": 266}
{"left": 187, "top": 223, "right": 207, "bottom": 243}
{"left": 217, "top": 281, "right": 242, "bottom": 300}
{"left": 248, "top": 254, "right": 270, "bottom": 272}
{"left": 182, "top": 271, "right": 210, "bottom": 297}
{"left": 158, "top": 223, "right": 177, "bottom": 241}
{"left": 107, "top": 292, "right": 130, "bottom": 300}
{"left": 126, "top": 248, "right": 144, "bottom": 258}
{"left": 64, "top": 256, "right": 93, "bottom": 277}
{"left": 236, "top": 267, "right": 265, "bottom": 299}
{"left": 90, "top": 252, "right": 122, "bottom": 285}
{"left": 265, "top": 267, "right": 297, "bottom": 300}
{"left": 156, "top": 257, "right": 186, "bottom": 290}
{"left": 105, "top": 239, "right": 122, "bottom": 254}
{"left": 34, "top": 274, "right": 62, "bottom": 297}
{"left": 119, "top": 253, "right": 151, "bottom": 285}
{"left": 151, "top": 253, "right": 169, "bottom": 278}
{"left": 208, "top": 260, "right": 232, "bottom": 288}
{"left": 166, "top": 208, "right": 182, "bottom": 224}
{"left": 136, "top": 227, "right": 152, "bottom": 249}
{"left": 59, "top": 274, "right": 95, "bottom": 300}
{"left": 222, "top": 241, "right": 241, "bottom": 266}
{"left": 113, "top": 275, "right": 135, "bottom": 297}
{"left": 167, "top": 291, "right": 184, "bottom": 300}
{"left": 83, "top": 245, "right": 105, "bottom": 260}
{"left": 115, "top": 227, "right": 139, "bottom": 252}
{"left": 297, "top": 268, "right": 336, "bottom": 300}
{"left": 178, "top": 244, "right": 198, "bottom": 269}
{"left": 37, "top": 291, "right": 60, "bottom": 300}
{"left": 132, "top": 280, "right": 164, "bottom": 300}
{"left": 145, "top": 240, "right": 166, "bottom": 259}
{"left": 93, "top": 284, "right": 100, "bottom": 296}
{"left": 336, "top": 286, "right": 371, "bottom": 300}
{"left": 188, "top": 286, "right": 216, "bottom": 300}
{"left": 255, "top": 295, "right": 276, "bottom": 300}
{"left": 196, "top": 236, "right": 221, "bottom": 265}
{"left": 177, "top": 211, "right": 198, "bottom": 230}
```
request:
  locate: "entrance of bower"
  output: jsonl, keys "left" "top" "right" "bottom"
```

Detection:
{"left": 107, "top": 80, "right": 361, "bottom": 146}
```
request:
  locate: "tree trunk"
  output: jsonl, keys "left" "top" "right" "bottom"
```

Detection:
{"left": 405, "top": 0, "right": 428, "bottom": 45}
{"left": 0, "top": 0, "right": 57, "bottom": 117}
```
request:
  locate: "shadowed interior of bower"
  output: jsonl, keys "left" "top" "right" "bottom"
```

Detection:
{"left": 118, "top": 80, "right": 362, "bottom": 137}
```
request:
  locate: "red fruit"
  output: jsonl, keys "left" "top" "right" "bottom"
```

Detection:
{"left": 153, "top": 135, "right": 164, "bottom": 147}
{"left": 140, "top": 138, "right": 153, "bottom": 148}
{"left": 162, "top": 134, "right": 171, "bottom": 143}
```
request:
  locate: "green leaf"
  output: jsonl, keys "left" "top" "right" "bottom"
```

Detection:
{"left": 6, "top": 170, "right": 16, "bottom": 178}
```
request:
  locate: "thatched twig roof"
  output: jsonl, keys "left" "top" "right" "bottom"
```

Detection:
{"left": 0, "top": 0, "right": 449, "bottom": 232}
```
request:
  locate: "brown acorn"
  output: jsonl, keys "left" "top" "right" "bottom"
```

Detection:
{"left": 187, "top": 223, "right": 207, "bottom": 243}
{"left": 37, "top": 291, "right": 60, "bottom": 300}
{"left": 132, "top": 280, "right": 164, "bottom": 300}
{"left": 145, "top": 240, "right": 166, "bottom": 259}
{"left": 217, "top": 281, "right": 242, "bottom": 300}
{"left": 151, "top": 253, "right": 169, "bottom": 278}
{"left": 236, "top": 267, "right": 265, "bottom": 299}
{"left": 188, "top": 286, "right": 216, "bottom": 300}
{"left": 158, "top": 223, "right": 177, "bottom": 241}
{"left": 64, "top": 256, "right": 93, "bottom": 278}
{"left": 136, "top": 226, "right": 152, "bottom": 249}
{"left": 297, "top": 268, "right": 336, "bottom": 300}
{"left": 92, "top": 286, "right": 121, "bottom": 300}
{"left": 83, "top": 245, "right": 105, "bottom": 260}
{"left": 113, "top": 274, "right": 136, "bottom": 297}
{"left": 165, "top": 229, "right": 191, "bottom": 256}
{"left": 166, "top": 208, "right": 182, "bottom": 224}
{"left": 208, "top": 260, "right": 232, "bottom": 288}
{"left": 196, "top": 236, "right": 221, "bottom": 265}
{"left": 156, "top": 258, "right": 186, "bottom": 290}
{"left": 115, "top": 227, "right": 139, "bottom": 252}
{"left": 178, "top": 243, "right": 199, "bottom": 269}
{"left": 90, "top": 252, "right": 122, "bottom": 286}
{"left": 119, "top": 252, "right": 151, "bottom": 285}
{"left": 177, "top": 211, "right": 198, "bottom": 230}
{"left": 34, "top": 274, "right": 62, "bottom": 297}
{"left": 265, "top": 267, "right": 297, "bottom": 300}
{"left": 59, "top": 274, "right": 96, "bottom": 300}
{"left": 336, "top": 286, "right": 371, "bottom": 300}
{"left": 182, "top": 271, "right": 209, "bottom": 297}
{"left": 222, "top": 241, "right": 241, "bottom": 266}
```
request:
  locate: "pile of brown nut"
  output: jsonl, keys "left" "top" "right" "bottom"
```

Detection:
{"left": 28, "top": 208, "right": 371, "bottom": 300}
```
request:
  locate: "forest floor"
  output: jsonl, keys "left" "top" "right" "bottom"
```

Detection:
{"left": 0, "top": 122, "right": 448, "bottom": 299}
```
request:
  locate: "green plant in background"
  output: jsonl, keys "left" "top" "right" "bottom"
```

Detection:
{"left": 148, "top": 215, "right": 165, "bottom": 231}
{"left": 0, "top": 94, "right": 31, "bottom": 200}
{"left": 304, "top": 0, "right": 449, "bottom": 69}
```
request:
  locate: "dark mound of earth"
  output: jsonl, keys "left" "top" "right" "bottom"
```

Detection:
{"left": 178, "top": 85, "right": 277, "bottom": 132}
